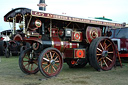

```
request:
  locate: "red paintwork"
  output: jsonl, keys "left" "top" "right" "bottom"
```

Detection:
{"left": 120, "top": 53, "right": 128, "bottom": 57}
{"left": 71, "top": 60, "right": 77, "bottom": 65}
{"left": 74, "top": 49, "right": 85, "bottom": 58}
{"left": 9, "top": 40, "right": 17, "bottom": 47}
{"left": 52, "top": 37, "right": 78, "bottom": 52}
{"left": 58, "top": 29, "right": 64, "bottom": 37}
{"left": 64, "top": 48, "right": 85, "bottom": 58}
{"left": 64, "top": 49, "right": 74, "bottom": 58}
{"left": 23, "top": 37, "right": 42, "bottom": 44}
{"left": 51, "top": 28, "right": 59, "bottom": 37}
{"left": 29, "top": 19, "right": 42, "bottom": 31}
{"left": 1, "top": 37, "right": 4, "bottom": 41}
{"left": 13, "top": 34, "right": 23, "bottom": 41}
{"left": 86, "top": 26, "right": 101, "bottom": 43}
{"left": 13, "top": 34, "right": 42, "bottom": 44}
{"left": 63, "top": 42, "right": 78, "bottom": 49}
{"left": 120, "top": 38, "right": 128, "bottom": 50}
{"left": 111, "top": 28, "right": 128, "bottom": 57}
{"left": 71, "top": 31, "right": 83, "bottom": 42}
{"left": 52, "top": 37, "right": 61, "bottom": 51}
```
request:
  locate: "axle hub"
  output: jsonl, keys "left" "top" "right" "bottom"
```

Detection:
{"left": 102, "top": 51, "right": 108, "bottom": 57}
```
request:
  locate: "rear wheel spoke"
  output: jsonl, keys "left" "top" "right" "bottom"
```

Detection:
{"left": 55, "top": 61, "right": 60, "bottom": 63}
{"left": 54, "top": 64, "right": 59, "bottom": 68}
{"left": 104, "top": 44, "right": 107, "bottom": 50}
{"left": 103, "top": 39, "right": 106, "bottom": 47}
{"left": 54, "top": 56, "right": 59, "bottom": 61}
{"left": 98, "top": 57, "right": 103, "bottom": 62}
{"left": 103, "top": 60, "right": 108, "bottom": 67}
{"left": 97, "top": 48, "right": 103, "bottom": 52}
{"left": 99, "top": 43, "right": 104, "bottom": 50}
{"left": 46, "top": 54, "right": 49, "bottom": 60}
{"left": 43, "top": 58, "right": 50, "bottom": 62}
{"left": 108, "top": 51, "right": 114, "bottom": 54}
{"left": 97, "top": 51, "right": 100, "bottom": 53}
{"left": 52, "top": 53, "right": 56, "bottom": 58}
{"left": 106, "top": 43, "right": 112, "bottom": 49}
{"left": 97, "top": 53, "right": 102, "bottom": 56}
{"left": 100, "top": 60, "right": 103, "bottom": 67}
{"left": 106, "top": 57, "right": 112, "bottom": 62}
{"left": 50, "top": 52, "right": 52, "bottom": 60}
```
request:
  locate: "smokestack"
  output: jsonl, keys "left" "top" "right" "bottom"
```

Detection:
{"left": 38, "top": 0, "right": 47, "bottom": 11}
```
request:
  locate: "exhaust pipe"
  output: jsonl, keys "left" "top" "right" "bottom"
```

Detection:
{"left": 38, "top": 0, "right": 46, "bottom": 11}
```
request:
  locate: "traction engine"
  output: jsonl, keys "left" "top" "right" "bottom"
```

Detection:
{"left": 4, "top": 8, "right": 125, "bottom": 78}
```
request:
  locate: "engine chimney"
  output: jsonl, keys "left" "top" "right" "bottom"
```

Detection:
{"left": 38, "top": 0, "right": 47, "bottom": 11}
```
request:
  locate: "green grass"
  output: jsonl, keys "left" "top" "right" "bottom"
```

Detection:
{"left": 0, "top": 56, "right": 128, "bottom": 85}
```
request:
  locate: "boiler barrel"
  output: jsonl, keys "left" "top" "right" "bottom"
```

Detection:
{"left": 41, "top": 40, "right": 79, "bottom": 52}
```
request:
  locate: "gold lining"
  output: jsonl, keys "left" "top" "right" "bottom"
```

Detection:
{"left": 52, "top": 41, "right": 54, "bottom": 48}
{"left": 77, "top": 43, "right": 79, "bottom": 48}
{"left": 72, "top": 31, "right": 82, "bottom": 42}
{"left": 70, "top": 43, "right": 72, "bottom": 48}
{"left": 74, "top": 49, "right": 86, "bottom": 58}
{"left": 61, "top": 41, "right": 64, "bottom": 51}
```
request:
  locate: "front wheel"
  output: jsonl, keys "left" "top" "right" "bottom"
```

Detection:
{"left": 89, "top": 37, "right": 116, "bottom": 71}
{"left": 19, "top": 48, "right": 39, "bottom": 74}
{"left": 38, "top": 47, "right": 63, "bottom": 78}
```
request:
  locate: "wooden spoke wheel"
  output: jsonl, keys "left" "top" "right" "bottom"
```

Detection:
{"left": 38, "top": 47, "right": 63, "bottom": 78}
{"left": 66, "top": 59, "right": 88, "bottom": 68}
{"left": 19, "top": 48, "right": 39, "bottom": 74}
{"left": 89, "top": 37, "right": 116, "bottom": 71}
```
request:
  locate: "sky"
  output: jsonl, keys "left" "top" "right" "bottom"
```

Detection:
{"left": 0, "top": 0, "right": 128, "bottom": 32}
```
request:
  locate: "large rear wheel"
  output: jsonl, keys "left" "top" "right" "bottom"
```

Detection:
{"left": 89, "top": 37, "right": 116, "bottom": 71}
{"left": 38, "top": 47, "right": 63, "bottom": 78}
{"left": 19, "top": 48, "right": 39, "bottom": 74}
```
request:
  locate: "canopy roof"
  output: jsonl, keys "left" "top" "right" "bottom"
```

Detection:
{"left": 4, "top": 8, "right": 124, "bottom": 28}
{"left": 1, "top": 30, "right": 12, "bottom": 35}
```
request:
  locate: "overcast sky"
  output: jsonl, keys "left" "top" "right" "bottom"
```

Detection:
{"left": 0, "top": 0, "right": 128, "bottom": 31}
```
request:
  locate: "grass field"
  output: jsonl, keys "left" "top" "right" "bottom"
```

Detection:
{"left": 0, "top": 56, "right": 128, "bottom": 85}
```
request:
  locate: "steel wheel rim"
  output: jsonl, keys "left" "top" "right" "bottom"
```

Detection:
{"left": 96, "top": 38, "right": 116, "bottom": 70}
{"left": 41, "top": 50, "right": 63, "bottom": 77}
{"left": 22, "top": 50, "right": 39, "bottom": 73}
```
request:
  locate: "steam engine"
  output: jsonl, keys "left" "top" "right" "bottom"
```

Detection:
{"left": 4, "top": 8, "right": 124, "bottom": 78}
